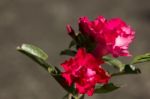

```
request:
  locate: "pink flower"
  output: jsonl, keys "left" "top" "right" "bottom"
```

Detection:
{"left": 61, "top": 48, "right": 110, "bottom": 96}
{"left": 79, "top": 16, "right": 106, "bottom": 40}
{"left": 79, "top": 16, "right": 135, "bottom": 57}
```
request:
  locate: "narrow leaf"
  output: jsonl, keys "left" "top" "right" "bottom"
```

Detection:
{"left": 131, "top": 53, "right": 150, "bottom": 64}
{"left": 60, "top": 49, "right": 76, "bottom": 56}
{"left": 17, "top": 44, "right": 48, "bottom": 60}
{"left": 17, "top": 44, "right": 75, "bottom": 94}
{"left": 111, "top": 64, "right": 141, "bottom": 77}
{"left": 103, "top": 56, "right": 125, "bottom": 71}
{"left": 95, "top": 83, "right": 120, "bottom": 94}
{"left": 62, "top": 93, "right": 69, "bottom": 99}
{"left": 69, "top": 40, "right": 76, "bottom": 48}
{"left": 17, "top": 44, "right": 57, "bottom": 73}
{"left": 52, "top": 74, "right": 76, "bottom": 94}
{"left": 123, "top": 64, "right": 141, "bottom": 74}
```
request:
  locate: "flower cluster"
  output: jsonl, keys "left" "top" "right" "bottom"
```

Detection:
{"left": 18, "top": 14, "right": 150, "bottom": 99}
{"left": 61, "top": 48, "right": 110, "bottom": 96}
{"left": 79, "top": 16, "right": 135, "bottom": 58}
{"left": 61, "top": 16, "right": 135, "bottom": 96}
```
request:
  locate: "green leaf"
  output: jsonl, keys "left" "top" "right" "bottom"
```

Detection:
{"left": 62, "top": 93, "right": 69, "bottom": 99}
{"left": 123, "top": 64, "right": 141, "bottom": 74}
{"left": 17, "top": 44, "right": 48, "bottom": 60}
{"left": 111, "top": 64, "right": 141, "bottom": 76}
{"left": 17, "top": 44, "right": 76, "bottom": 94}
{"left": 52, "top": 74, "right": 76, "bottom": 94}
{"left": 60, "top": 49, "right": 76, "bottom": 56}
{"left": 69, "top": 40, "right": 76, "bottom": 48}
{"left": 95, "top": 83, "right": 120, "bottom": 94}
{"left": 17, "top": 44, "right": 57, "bottom": 73}
{"left": 131, "top": 53, "right": 150, "bottom": 64}
{"left": 103, "top": 56, "right": 125, "bottom": 71}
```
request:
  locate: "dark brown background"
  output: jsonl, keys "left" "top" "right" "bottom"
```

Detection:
{"left": 0, "top": 0, "right": 150, "bottom": 99}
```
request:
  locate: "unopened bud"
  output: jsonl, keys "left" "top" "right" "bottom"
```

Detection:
{"left": 66, "top": 24, "right": 76, "bottom": 38}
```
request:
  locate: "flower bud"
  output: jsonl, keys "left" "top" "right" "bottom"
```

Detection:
{"left": 66, "top": 24, "right": 76, "bottom": 38}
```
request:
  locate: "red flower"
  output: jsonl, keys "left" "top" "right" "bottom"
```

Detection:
{"left": 79, "top": 16, "right": 135, "bottom": 57}
{"left": 61, "top": 48, "right": 110, "bottom": 96}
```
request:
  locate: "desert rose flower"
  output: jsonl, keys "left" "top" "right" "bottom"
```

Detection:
{"left": 61, "top": 48, "right": 110, "bottom": 96}
{"left": 79, "top": 16, "right": 135, "bottom": 58}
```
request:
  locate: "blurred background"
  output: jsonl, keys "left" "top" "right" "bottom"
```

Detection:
{"left": 0, "top": 0, "right": 150, "bottom": 99}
